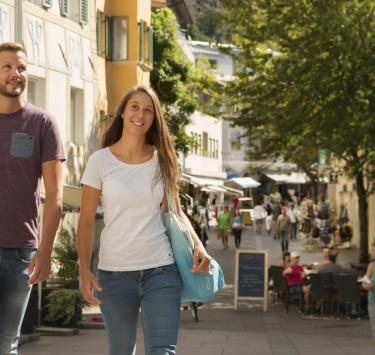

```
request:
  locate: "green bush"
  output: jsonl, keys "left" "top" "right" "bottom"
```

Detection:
{"left": 52, "top": 226, "right": 79, "bottom": 288}
{"left": 44, "top": 288, "right": 87, "bottom": 326}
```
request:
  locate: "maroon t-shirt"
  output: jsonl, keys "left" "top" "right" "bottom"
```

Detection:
{"left": 284, "top": 264, "right": 305, "bottom": 287}
{"left": 0, "top": 103, "right": 65, "bottom": 248}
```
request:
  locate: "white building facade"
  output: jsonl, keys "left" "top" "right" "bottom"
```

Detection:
{"left": 0, "top": 0, "right": 102, "bottom": 186}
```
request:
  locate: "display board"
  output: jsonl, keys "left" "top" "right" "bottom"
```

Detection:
{"left": 234, "top": 249, "right": 268, "bottom": 311}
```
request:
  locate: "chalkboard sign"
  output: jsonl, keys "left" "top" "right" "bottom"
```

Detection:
{"left": 234, "top": 249, "right": 268, "bottom": 311}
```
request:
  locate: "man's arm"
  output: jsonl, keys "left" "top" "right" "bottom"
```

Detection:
{"left": 28, "top": 160, "right": 63, "bottom": 284}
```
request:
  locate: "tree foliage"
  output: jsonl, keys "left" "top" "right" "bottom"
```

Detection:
{"left": 186, "top": 0, "right": 232, "bottom": 44}
{"left": 151, "top": 8, "right": 222, "bottom": 154}
{"left": 221, "top": 0, "right": 375, "bottom": 261}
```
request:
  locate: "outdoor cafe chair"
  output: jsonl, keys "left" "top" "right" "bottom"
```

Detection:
{"left": 309, "top": 273, "right": 333, "bottom": 316}
{"left": 332, "top": 273, "right": 361, "bottom": 319}
{"left": 269, "top": 265, "right": 284, "bottom": 304}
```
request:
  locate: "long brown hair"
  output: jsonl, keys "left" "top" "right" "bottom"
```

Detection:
{"left": 102, "top": 86, "right": 179, "bottom": 193}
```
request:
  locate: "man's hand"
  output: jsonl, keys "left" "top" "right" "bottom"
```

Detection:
{"left": 27, "top": 250, "right": 52, "bottom": 285}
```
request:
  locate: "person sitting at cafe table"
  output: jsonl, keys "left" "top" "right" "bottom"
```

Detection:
{"left": 279, "top": 252, "right": 291, "bottom": 267}
{"left": 318, "top": 251, "right": 342, "bottom": 274}
{"left": 321, "top": 247, "right": 331, "bottom": 265}
{"left": 283, "top": 251, "right": 310, "bottom": 312}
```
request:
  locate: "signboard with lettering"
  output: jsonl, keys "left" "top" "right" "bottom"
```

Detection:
{"left": 234, "top": 249, "right": 268, "bottom": 311}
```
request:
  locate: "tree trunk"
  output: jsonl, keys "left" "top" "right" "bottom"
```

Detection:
{"left": 356, "top": 172, "right": 369, "bottom": 264}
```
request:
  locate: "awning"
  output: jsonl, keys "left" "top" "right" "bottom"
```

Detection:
{"left": 201, "top": 186, "right": 228, "bottom": 193}
{"left": 266, "top": 172, "right": 308, "bottom": 184}
{"left": 228, "top": 177, "right": 261, "bottom": 188}
{"left": 181, "top": 173, "right": 225, "bottom": 187}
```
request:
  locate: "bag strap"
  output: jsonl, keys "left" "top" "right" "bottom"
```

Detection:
{"left": 166, "top": 186, "right": 177, "bottom": 214}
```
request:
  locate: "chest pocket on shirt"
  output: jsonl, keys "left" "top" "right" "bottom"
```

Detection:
{"left": 10, "top": 132, "right": 35, "bottom": 158}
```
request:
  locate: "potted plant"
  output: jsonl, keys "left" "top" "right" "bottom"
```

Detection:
{"left": 44, "top": 288, "right": 86, "bottom": 326}
{"left": 43, "top": 225, "right": 87, "bottom": 327}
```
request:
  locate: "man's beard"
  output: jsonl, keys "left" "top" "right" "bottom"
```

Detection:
{"left": 0, "top": 81, "right": 25, "bottom": 98}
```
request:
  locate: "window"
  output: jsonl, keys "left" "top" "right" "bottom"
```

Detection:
{"left": 193, "top": 133, "right": 198, "bottom": 155}
{"left": 208, "top": 59, "right": 218, "bottom": 69}
{"left": 70, "top": 89, "right": 84, "bottom": 146}
{"left": 42, "top": 0, "right": 52, "bottom": 8}
{"left": 59, "top": 0, "right": 68, "bottom": 16}
{"left": 79, "top": 0, "right": 88, "bottom": 25}
{"left": 214, "top": 140, "right": 219, "bottom": 159}
{"left": 202, "top": 132, "right": 208, "bottom": 157}
{"left": 28, "top": 78, "right": 45, "bottom": 108}
{"left": 231, "top": 131, "right": 242, "bottom": 150}
{"left": 106, "top": 17, "right": 128, "bottom": 61}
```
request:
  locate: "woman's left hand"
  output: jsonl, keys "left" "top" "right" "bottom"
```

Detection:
{"left": 192, "top": 244, "right": 211, "bottom": 274}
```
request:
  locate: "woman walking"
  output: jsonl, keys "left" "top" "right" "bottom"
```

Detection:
{"left": 77, "top": 86, "right": 211, "bottom": 355}
{"left": 231, "top": 209, "right": 243, "bottom": 248}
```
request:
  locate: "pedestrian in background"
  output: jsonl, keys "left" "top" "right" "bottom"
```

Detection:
{"left": 265, "top": 203, "right": 273, "bottom": 235}
{"left": 77, "top": 86, "right": 211, "bottom": 355}
{"left": 198, "top": 206, "right": 209, "bottom": 248}
{"left": 0, "top": 42, "right": 65, "bottom": 354}
{"left": 276, "top": 207, "right": 291, "bottom": 254}
{"left": 253, "top": 201, "right": 265, "bottom": 234}
{"left": 363, "top": 242, "right": 375, "bottom": 339}
{"left": 288, "top": 202, "right": 300, "bottom": 240}
{"left": 217, "top": 206, "right": 231, "bottom": 249}
{"left": 272, "top": 202, "right": 282, "bottom": 239}
{"left": 231, "top": 209, "right": 243, "bottom": 248}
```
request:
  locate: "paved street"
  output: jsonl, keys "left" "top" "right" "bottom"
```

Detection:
{"left": 19, "top": 227, "right": 374, "bottom": 355}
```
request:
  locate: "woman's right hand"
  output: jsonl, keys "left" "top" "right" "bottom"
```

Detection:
{"left": 79, "top": 270, "right": 102, "bottom": 305}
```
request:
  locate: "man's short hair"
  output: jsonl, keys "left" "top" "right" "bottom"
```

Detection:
{"left": 0, "top": 42, "right": 27, "bottom": 56}
{"left": 328, "top": 253, "right": 337, "bottom": 263}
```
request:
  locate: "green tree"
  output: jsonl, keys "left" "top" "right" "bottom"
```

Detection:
{"left": 186, "top": 0, "right": 232, "bottom": 43}
{"left": 221, "top": 0, "right": 375, "bottom": 262}
{"left": 151, "top": 8, "right": 222, "bottom": 154}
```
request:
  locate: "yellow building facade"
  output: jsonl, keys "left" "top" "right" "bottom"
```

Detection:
{"left": 96, "top": 0, "right": 165, "bottom": 119}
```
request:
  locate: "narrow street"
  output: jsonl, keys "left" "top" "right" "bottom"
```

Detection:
{"left": 20, "top": 227, "right": 374, "bottom": 355}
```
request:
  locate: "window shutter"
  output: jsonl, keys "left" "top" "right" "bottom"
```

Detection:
{"left": 105, "top": 17, "right": 112, "bottom": 60}
{"left": 96, "top": 11, "right": 103, "bottom": 56}
{"left": 139, "top": 20, "right": 145, "bottom": 62}
{"left": 42, "top": 0, "right": 52, "bottom": 8}
{"left": 60, "top": 0, "right": 68, "bottom": 16}
{"left": 148, "top": 25, "right": 153, "bottom": 67}
{"left": 79, "top": 0, "right": 88, "bottom": 25}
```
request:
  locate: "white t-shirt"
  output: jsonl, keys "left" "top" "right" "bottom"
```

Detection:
{"left": 81, "top": 147, "right": 174, "bottom": 271}
{"left": 254, "top": 205, "right": 265, "bottom": 220}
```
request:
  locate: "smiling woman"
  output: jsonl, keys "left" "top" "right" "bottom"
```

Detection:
{"left": 77, "top": 85, "right": 212, "bottom": 355}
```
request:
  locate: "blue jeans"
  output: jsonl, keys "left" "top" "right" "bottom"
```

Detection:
{"left": 97, "top": 263, "right": 182, "bottom": 355}
{"left": 0, "top": 248, "right": 36, "bottom": 355}
{"left": 280, "top": 230, "right": 289, "bottom": 254}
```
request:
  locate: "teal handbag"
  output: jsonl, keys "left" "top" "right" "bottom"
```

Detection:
{"left": 162, "top": 189, "right": 225, "bottom": 303}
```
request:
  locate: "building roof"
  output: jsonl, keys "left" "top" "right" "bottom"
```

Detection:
{"left": 167, "top": 0, "right": 193, "bottom": 25}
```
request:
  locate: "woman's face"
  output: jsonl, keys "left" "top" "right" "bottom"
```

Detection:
{"left": 122, "top": 91, "right": 155, "bottom": 137}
